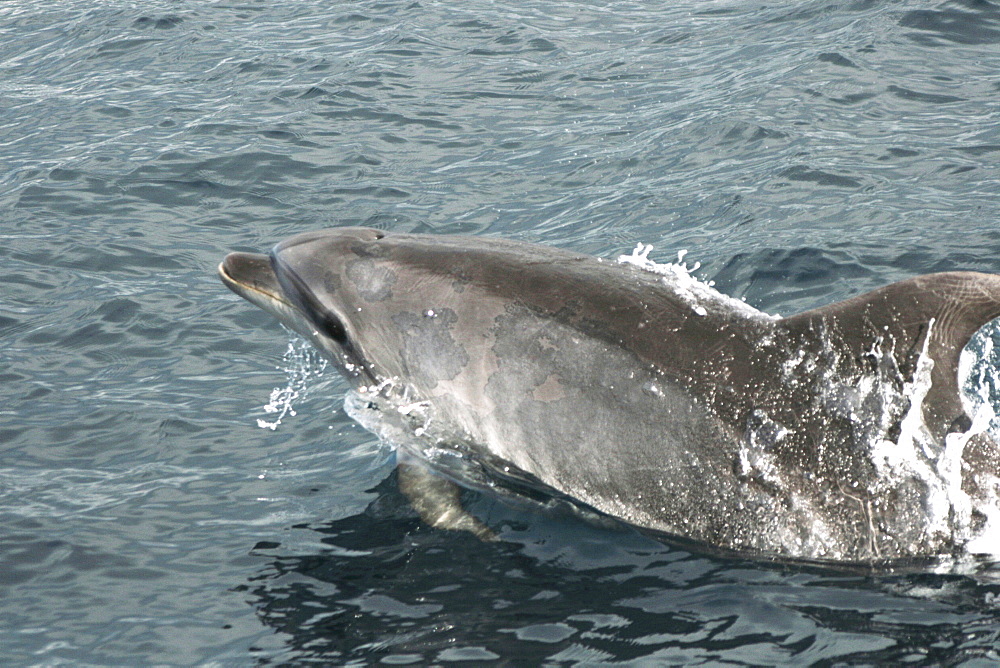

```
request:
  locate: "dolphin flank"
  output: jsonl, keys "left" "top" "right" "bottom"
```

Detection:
{"left": 220, "top": 227, "right": 1000, "bottom": 562}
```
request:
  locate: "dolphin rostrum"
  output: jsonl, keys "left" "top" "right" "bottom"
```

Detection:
{"left": 220, "top": 228, "right": 1000, "bottom": 562}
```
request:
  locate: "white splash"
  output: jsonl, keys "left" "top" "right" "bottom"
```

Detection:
{"left": 257, "top": 336, "right": 329, "bottom": 430}
{"left": 617, "top": 243, "right": 773, "bottom": 321}
{"left": 868, "top": 319, "right": 962, "bottom": 549}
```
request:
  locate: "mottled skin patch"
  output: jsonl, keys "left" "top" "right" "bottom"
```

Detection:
{"left": 346, "top": 258, "right": 396, "bottom": 302}
{"left": 392, "top": 308, "right": 469, "bottom": 387}
{"left": 476, "top": 302, "right": 801, "bottom": 551}
{"left": 323, "top": 271, "right": 341, "bottom": 296}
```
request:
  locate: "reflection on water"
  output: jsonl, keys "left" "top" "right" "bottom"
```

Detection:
{"left": 247, "top": 469, "right": 1000, "bottom": 665}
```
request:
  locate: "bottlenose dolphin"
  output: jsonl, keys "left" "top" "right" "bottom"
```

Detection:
{"left": 220, "top": 228, "right": 1000, "bottom": 561}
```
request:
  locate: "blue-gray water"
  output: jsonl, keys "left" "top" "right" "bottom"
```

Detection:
{"left": 3, "top": 0, "right": 1000, "bottom": 664}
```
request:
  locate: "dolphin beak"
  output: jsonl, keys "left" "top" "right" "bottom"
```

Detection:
{"left": 218, "top": 252, "right": 290, "bottom": 309}
{"left": 219, "top": 244, "right": 380, "bottom": 386}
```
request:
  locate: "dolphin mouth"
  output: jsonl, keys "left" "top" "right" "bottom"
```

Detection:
{"left": 218, "top": 252, "right": 289, "bottom": 307}
{"left": 219, "top": 250, "right": 345, "bottom": 343}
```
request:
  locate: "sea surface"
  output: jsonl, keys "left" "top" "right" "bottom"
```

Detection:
{"left": 3, "top": 0, "right": 1000, "bottom": 664}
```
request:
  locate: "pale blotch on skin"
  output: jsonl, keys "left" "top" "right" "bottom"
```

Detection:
{"left": 532, "top": 373, "right": 566, "bottom": 402}
{"left": 346, "top": 258, "right": 396, "bottom": 302}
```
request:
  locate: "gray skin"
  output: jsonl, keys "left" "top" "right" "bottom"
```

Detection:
{"left": 220, "top": 227, "right": 1000, "bottom": 561}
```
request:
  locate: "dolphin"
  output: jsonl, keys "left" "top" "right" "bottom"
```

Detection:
{"left": 219, "top": 227, "right": 1000, "bottom": 562}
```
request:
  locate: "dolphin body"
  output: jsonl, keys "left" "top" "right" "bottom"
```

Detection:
{"left": 220, "top": 228, "right": 1000, "bottom": 561}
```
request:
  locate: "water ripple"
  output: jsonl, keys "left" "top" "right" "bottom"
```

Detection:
{"left": 3, "top": 0, "right": 1000, "bottom": 664}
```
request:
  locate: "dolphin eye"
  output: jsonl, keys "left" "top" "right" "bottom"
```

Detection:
{"left": 317, "top": 311, "right": 348, "bottom": 345}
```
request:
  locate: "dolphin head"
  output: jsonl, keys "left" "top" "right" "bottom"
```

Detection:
{"left": 218, "top": 226, "right": 741, "bottom": 406}
{"left": 218, "top": 227, "right": 391, "bottom": 388}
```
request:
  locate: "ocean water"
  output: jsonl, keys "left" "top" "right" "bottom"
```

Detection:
{"left": 3, "top": 0, "right": 1000, "bottom": 664}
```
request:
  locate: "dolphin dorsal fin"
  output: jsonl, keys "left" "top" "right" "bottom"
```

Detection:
{"left": 777, "top": 272, "right": 1000, "bottom": 438}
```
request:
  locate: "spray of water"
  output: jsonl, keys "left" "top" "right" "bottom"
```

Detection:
{"left": 618, "top": 242, "right": 771, "bottom": 321}
{"left": 256, "top": 335, "right": 329, "bottom": 430}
